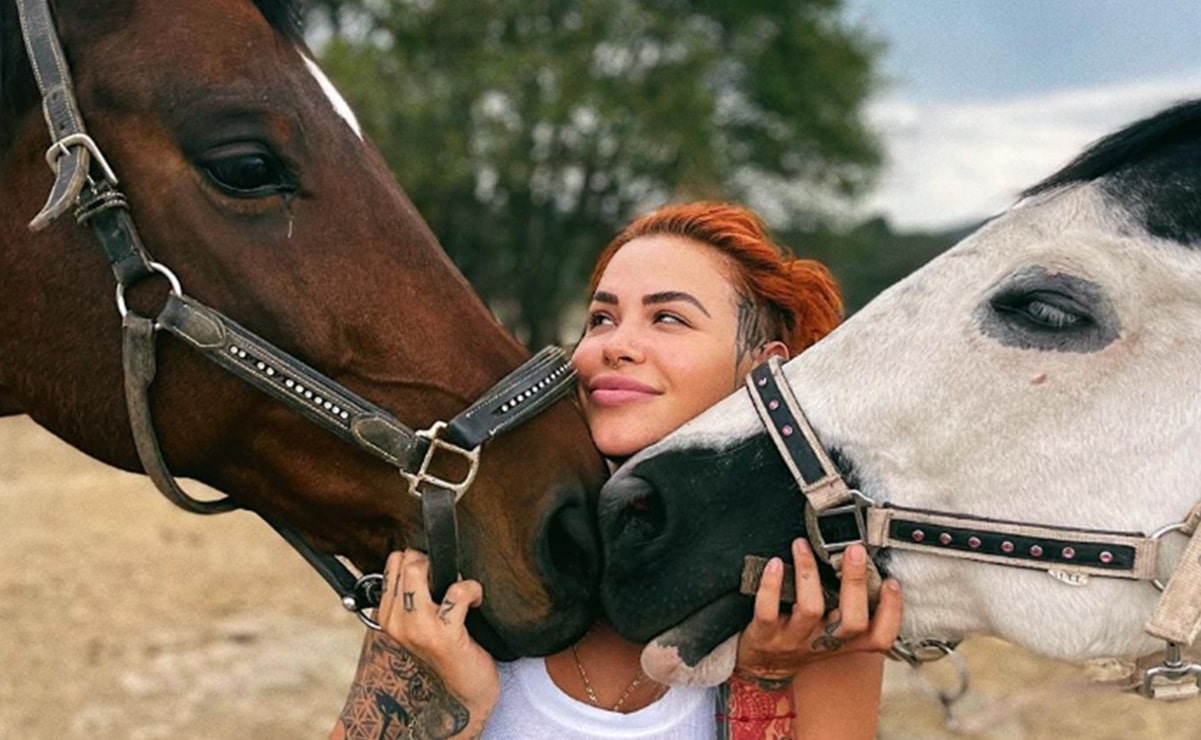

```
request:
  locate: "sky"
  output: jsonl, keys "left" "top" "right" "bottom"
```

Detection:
{"left": 842, "top": 0, "right": 1201, "bottom": 230}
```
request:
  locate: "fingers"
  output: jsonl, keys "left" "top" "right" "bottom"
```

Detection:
{"left": 752, "top": 556, "right": 785, "bottom": 624}
{"left": 859, "top": 579, "right": 904, "bottom": 652}
{"left": 435, "top": 579, "right": 484, "bottom": 625}
{"left": 833, "top": 544, "right": 871, "bottom": 636}
{"left": 377, "top": 549, "right": 484, "bottom": 639}
{"left": 791, "top": 539, "right": 825, "bottom": 628}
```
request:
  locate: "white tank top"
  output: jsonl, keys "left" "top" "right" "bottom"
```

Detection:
{"left": 480, "top": 657, "right": 718, "bottom": 739}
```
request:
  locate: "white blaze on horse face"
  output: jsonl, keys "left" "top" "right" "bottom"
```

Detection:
{"left": 780, "top": 180, "right": 1201, "bottom": 660}
{"left": 302, "top": 54, "right": 364, "bottom": 140}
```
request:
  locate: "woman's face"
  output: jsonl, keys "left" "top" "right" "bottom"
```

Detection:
{"left": 572, "top": 234, "right": 774, "bottom": 459}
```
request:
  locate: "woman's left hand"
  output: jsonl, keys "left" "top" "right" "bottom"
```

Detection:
{"left": 735, "top": 539, "right": 903, "bottom": 685}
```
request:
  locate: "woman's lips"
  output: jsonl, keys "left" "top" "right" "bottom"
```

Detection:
{"left": 588, "top": 375, "right": 660, "bottom": 407}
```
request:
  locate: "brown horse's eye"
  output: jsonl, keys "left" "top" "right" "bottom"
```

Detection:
{"left": 200, "top": 144, "right": 295, "bottom": 198}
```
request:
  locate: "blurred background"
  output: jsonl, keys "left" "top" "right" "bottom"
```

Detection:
{"left": 5, "top": 1, "right": 1201, "bottom": 737}
{"left": 305, "top": 0, "right": 1201, "bottom": 340}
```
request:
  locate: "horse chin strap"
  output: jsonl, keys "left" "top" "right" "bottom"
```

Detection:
{"left": 15, "top": 0, "right": 578, "bottom": 628}
{"left": 746, "top": 356, "right": 1201, "bottom": 701}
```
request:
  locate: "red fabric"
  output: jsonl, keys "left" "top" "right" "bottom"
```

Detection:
{"left": 717, "top": 675, "right": 796, "bottom": 739}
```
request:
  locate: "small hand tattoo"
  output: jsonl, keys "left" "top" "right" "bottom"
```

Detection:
{"left": 438, "top": 599, "right": 456, "bottom": 625}
{"left": 403, "top": 591, "right": 416, "bottom": 612}
{"left": 811, "top": 619, "right": 844, "bottom": 652}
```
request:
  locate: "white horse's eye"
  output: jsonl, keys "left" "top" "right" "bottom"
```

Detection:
{"left": 991, "top": 290, "right": 1091, "bottom": 332}
{"left": 1017, "top": 296, "right": 1084, "bottom": 329}
{"left": 979, "top": 268, "right": 1120, "bottom": 353}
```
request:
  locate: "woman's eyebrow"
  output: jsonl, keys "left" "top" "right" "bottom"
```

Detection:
{"left": 644, "top": 290, "right": 711, "bottom": 318}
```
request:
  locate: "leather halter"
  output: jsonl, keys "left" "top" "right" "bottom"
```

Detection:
{"left": 746, "top": 357, "right": 1201, "bottom": 699}
{"left": 13, "top": 0, "right": 578, "bottom": 626}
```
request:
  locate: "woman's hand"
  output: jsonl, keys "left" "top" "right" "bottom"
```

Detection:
{"left": 377, "top": 549, "right": 500, "bottom": 733}
{"left": 735, "top": 539, "right": 903, "bottom": 685}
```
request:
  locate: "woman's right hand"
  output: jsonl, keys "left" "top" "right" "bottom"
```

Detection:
{"left": 377, "top": 549, "right": 500, "bottom": 731}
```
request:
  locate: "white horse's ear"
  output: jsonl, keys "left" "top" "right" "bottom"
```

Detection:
{"left": 639, "top": 633, "right": 739, "bottom": 687}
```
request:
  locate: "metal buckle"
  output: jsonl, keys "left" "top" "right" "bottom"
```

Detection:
{"left": 806, "top": 489, "right": 871, "bottom": 563}
{"left": 1141, "top": 643, "right": 1201, "bottom": 700}
{"left": 400, "top": 421, "right": 481, "bottom": 502}
{"left": 45, "top": 132, "right": 120, "bottom": 185}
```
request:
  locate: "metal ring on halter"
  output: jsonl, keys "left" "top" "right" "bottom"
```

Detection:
{"left": 889, "top": 636, "right": 961, "bottom": 666}
{"left": 343, "top": 572, "right": 385, "bottom": 630}
{"left": 115, "top": 261, "right": 183, "bottom": 317}
{"left": 916, "top": 647, "right": 971, "bottom": 727}
{"left": 1150, "top": 522, "right": 1187, "bottom": 591}
{"left": 44, "top": 133, "right": 120, "bottom": 185}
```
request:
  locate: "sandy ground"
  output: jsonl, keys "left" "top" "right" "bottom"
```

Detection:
{"left": 3, "top": 414, "right": 1201, "bottom": 739}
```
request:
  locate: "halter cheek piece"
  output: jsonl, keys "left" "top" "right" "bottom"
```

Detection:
{"left": 746, "top": 356, "right": 1201, "bottom": 701}
{"left": 14, "top": 0, "right": 577, "bottom": 627}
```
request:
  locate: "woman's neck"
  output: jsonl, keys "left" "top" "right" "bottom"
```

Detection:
{"left": 544, "top": 622, "right": 665, "bottom": 713}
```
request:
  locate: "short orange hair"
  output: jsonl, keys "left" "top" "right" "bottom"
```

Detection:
{"left": 587, "top": 202, "right": 843, "bottom": 354}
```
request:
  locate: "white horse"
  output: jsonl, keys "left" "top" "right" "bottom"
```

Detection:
{"left": 597, "top": 99, "right": 1201, "bottom": 695}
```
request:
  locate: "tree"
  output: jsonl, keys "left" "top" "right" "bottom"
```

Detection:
{"left": 306, "top": 0, "right": 884, "bottom": 346}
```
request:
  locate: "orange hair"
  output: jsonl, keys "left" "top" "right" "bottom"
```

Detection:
{"left": 587, "top": 202, "right": 843, "bottom": 354}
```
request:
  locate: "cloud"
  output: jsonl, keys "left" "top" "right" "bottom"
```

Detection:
{"left": 860, "top": 71, "right": 1201, "bottom": 230}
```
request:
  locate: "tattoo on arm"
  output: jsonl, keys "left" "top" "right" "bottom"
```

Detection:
{"left": 407, "top": 690, "right": 471, "bottom": 739}
{"left": 338, "top": 632, "right": 474, "bottom": 739}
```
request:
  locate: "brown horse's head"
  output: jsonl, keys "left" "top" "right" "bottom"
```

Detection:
{"left": 0, "top": 0, "right": 606, "bottom": 657}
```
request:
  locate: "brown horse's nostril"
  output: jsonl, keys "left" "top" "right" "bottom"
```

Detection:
{"left": 543, "top": 498, "right": 601, "bottom": 599}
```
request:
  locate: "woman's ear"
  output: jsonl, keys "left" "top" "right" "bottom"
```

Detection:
{"left": 756, "top": 340, "right": 790, "bottom": 363}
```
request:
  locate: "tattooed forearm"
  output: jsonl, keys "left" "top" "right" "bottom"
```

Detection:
{"left": 406, "top": 690, "right": 472, "bottom": 739}
{"left": 338, "top": 632, "right": 435, "bottom": 739}
{"left": 338, "top": 631, "right": 481, "bottom": 740}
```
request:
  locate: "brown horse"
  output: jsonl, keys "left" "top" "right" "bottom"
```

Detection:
{"left": 0, "top": 0, "right": 606, "bottom": 659}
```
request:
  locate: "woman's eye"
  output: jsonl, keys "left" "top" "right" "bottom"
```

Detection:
{"left": 653, "top": 311, "right": 687, "bottom": 326}
{"left": 200, "top": 146, "right": 295, "bottom": 197}
{"left": 586, "top": 312, "right": 614, "bottom": 329}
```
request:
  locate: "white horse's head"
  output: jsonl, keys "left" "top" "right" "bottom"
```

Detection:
{"left": 598, "top": 100, "right": 1201, "bottom": 673}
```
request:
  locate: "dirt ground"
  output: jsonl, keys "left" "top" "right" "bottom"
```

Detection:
{"left": 3, "top": 414, "right": 1201, "bottom": 739}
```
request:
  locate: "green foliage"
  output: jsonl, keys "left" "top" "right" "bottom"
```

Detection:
{"left": 785, "top": 217, "right": 968, "bottom": 315}
{"left": 306, "top": 0, "right": 885, "bottom": 345}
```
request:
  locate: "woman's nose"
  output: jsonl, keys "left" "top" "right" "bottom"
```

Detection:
{"left": 600, "top": 324, "right": 644, "bottom": 367}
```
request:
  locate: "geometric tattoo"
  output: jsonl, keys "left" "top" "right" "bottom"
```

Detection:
{"left": 337, "top": 631, "right": 472, "bottom": 739}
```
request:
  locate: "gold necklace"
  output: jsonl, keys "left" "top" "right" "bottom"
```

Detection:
{"left": 570, "top": 643, "right": 647, "bottom": 711}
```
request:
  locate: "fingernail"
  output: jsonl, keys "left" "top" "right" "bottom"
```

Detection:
{"left": 847, "top": 544, "right": 865, "bottom": 564}
{"left": 886, "top": 579, "right": 901, "bottom": 592}
{"left": 766, "top": 557, "right": 783, "bottom": 574}
{"left": 794, "top": 538, "right": 811, "bottom": 555}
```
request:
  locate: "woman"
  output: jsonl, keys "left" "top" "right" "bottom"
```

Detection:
{"left": 332, "top": 202, "right": 903, "bottom": 739}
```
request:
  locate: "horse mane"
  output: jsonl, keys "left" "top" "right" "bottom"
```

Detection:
{"left": 1022, "top": 98, "right": 1201, "bottom": 246}
{"left": 252, "top": 0, "right": 305, "bottom": 45}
